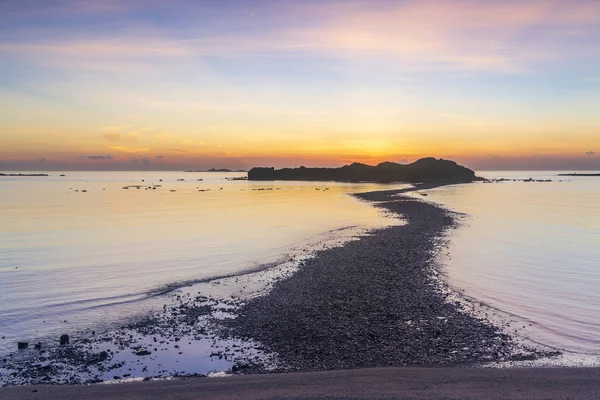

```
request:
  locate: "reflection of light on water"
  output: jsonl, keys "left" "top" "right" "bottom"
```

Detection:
{"left": 0, "top": 171, "right": 407, "bottom": 357}
{"left": 421, "top": 173, "right": 600, "bottom": 361}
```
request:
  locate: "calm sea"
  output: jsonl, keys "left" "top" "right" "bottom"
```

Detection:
{"left": 0, "top": 172, "right": 401, "bottom": 356}
{"left": 422, "top": 171, "right": 600, "bottom": 364}
{"left": 1, "top": 170, "right": 599, "bottom": 365}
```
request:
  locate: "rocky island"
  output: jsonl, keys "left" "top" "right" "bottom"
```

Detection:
{"left": 0, "top": 173, "right": 49, "bottom": 177}
{"left": 184, "top": 168, "right": 247, "bottom": 172}
{"left": 248, "top": 158, "right": 479, "bottom": 183}
{"left": 557, "top": 173, "right": 600, "bottom": 176}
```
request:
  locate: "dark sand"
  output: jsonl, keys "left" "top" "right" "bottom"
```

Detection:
{"left": 3, "top": 367, "right": 600, "bottom": 399}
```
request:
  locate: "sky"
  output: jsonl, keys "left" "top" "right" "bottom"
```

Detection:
{"left": 1, "top": 0, "right": 599, "bottom": 171}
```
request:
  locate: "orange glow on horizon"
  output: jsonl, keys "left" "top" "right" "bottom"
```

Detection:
{"left": 1, "top": 1, "right": 599, "bottom": 171}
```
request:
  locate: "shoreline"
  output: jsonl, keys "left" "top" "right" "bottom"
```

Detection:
{"left": 221, "top": 187, "right": 549, "bottom": 372}
{"left": 0, "top": 184, "right": 561, "bottom": 386}
{"left": 0, "top": 190, "right": 399, "bottom": 385}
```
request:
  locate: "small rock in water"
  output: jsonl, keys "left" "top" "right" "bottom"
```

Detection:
{"left": 59, "top": 334, "right": 70, "bottom": 345}
{"left": 135, "top": 350, "right": 151, "bottom": 356}
{"left": 18, "top": 342, "right": 29, "bottom": 350}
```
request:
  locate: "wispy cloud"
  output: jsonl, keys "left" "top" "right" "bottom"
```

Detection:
{"left": 101, "top": 125, "right": 130, "bottom": 131}
{"left": 101, "top": 128, "right": 146, "bottom": 143}
{"left": 80, "top": 155, "right": 113, "bottom": 160}
{"left": 2, "top": 1, "right": 599, "bottom": 73}
{"left": 274, "top": 0, "right": 600, "bottom": 72}
{"left": 1, "top": 1, "right": 600, "bottom": 172}
{"left": 0, "top": 39, "right": 191, "bottom": 58}
{"left": 108, "top": 145, "right": 150, "bottom": 153}
{"left": 132, "top": 156, "right": 151, "bottom": 164}
{"left": 102, "top": 133, "right": 121, "bottom": 142}
{"left": 1, "top": 0, "right": 145, "bottom": 16}
{"left": 182, "top": 139, "right": 206, "bottom": 147}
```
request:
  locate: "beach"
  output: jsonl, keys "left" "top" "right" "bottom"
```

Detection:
{"left": 5, "top": 0, "right": 600, "bottom": 396}
{"left": 3, "top": 367, "right": 600, "bottom": 400}
{"left": 223, "top": 188, "right": 543, "bottom": 371}
{"left": 1, "top": 183, "right": 599, "bottom": 397}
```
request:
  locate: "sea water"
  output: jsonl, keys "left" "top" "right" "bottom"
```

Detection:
{"left": 420, "top": 171, "right": 600, "bottom": 362}
{"left": 2, "top": 170, "right": 599, "bottom": 366}
{"left": 0, "top": 171, "right": 403, "bottom": 356}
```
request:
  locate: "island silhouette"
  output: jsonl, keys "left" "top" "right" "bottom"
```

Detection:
{"left": 248, "top": 157, "right": 478, "bottom": 183}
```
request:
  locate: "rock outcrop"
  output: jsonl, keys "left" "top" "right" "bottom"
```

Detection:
{"left": 59, "top": 335, "right": 70, "bottom": 345}
{"left": 248, "top": 158, "right": 478, "bottom": 183}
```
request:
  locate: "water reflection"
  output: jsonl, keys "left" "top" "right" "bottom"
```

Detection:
{"left": 0, "top": 172, "right": 405, "bottom": 355}
{"left": 423, "top": 172, "right": 600, "bottom": 355}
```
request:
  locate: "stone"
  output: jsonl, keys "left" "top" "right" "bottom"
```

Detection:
{"left": 59, "top": 334, "right": 70, "bottom": 345}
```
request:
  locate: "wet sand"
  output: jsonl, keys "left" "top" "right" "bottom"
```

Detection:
{"left": 3, "top": 366, "right": 600, "bottom": 399}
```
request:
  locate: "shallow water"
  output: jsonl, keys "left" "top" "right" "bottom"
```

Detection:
{"left": 0, "top": 172, "right": 403, "bottom": 356}
{"left": 3, "top": 170, "right": 599, "bottom": 368}
{"left": 421, "top": 171, "right": 600, "bottom": 360}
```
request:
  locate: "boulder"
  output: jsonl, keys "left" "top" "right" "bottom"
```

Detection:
{"left": 59, "top": 334, "right": 70, "bottom": 345}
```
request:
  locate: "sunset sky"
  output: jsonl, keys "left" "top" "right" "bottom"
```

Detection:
{"left": 1, "top": 0, "right": 599, "bottom": 171}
